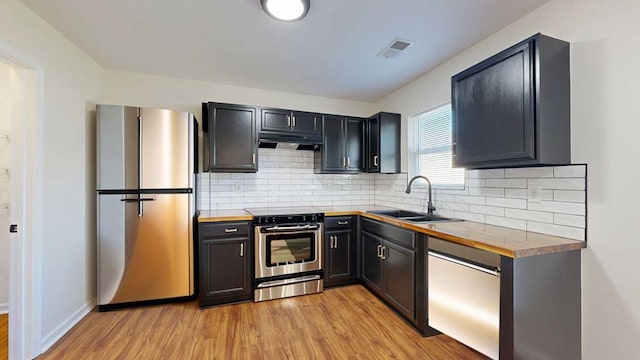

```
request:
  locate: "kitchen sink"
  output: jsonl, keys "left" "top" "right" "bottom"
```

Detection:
{"left": 367, "top": 210, "right": 427, "bottom": 218}
{"left": 367, "top": 210, "right": 462, "bottom": 223}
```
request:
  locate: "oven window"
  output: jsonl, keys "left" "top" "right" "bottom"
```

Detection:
{"left": 266, "top": 233, "right": 315, "bottom": 266}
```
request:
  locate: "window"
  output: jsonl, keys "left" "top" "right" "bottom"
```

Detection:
{"left": 411, "top": 103, "right": 465, "bottom": 188}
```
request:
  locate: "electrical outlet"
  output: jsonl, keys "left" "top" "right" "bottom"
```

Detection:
{"left": 527, "top": 184, "right": 542, "bottom": 203}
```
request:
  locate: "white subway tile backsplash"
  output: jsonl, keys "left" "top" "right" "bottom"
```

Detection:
{"left": 467, "top": 169, "right": 505, "bottom": 178}
{"left": 485, "top": 178, "right": 527, "bottom": 189}
{"left": 454, "top": 195, "right": 486, "bottom": 205}
{"left": 553, "top": 190, "right": 586, "bottom": 203}
{"left": 469, "top": 187, "right": 505, "bottom": 197}
{"left": 505, "top": 167, "right": 554, "bottom": 178}
{"left": 468, "top": 205, "right": 505, "bottom": 217}
{"left": 528, "top": 201, "right": 585, "bottom": 216}
{"left": 198, "top": 156, "right": 585, "bottom": 241}
{"left": 554, "top": 214, "right": 586, "bottom": 228}
{"left": 554, "top": 165, "right": 586, "bottom": 178}
{"left": 485, "top": 215, "right": 527, "bottom": 230}
{"left": 485, "top": 197, "right": 528, "bottom": 209}
{"left": 465, "top": 178, "right": 487, "bottom": 188}
{"left": 504, "top": 208, "right": 554, "bottom": 223}
{"left": 455, "top": 211, "right": 486, "bottom": 223}
{"left": 527, "top": 221, "right": 585, "bottom": 240}
{"left": 528, "top": 178, "right": 585, "bottom": 190}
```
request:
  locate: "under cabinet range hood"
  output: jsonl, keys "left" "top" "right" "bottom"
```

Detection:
{"left": 258, "top": 141, "right": 318, "bottom": 151}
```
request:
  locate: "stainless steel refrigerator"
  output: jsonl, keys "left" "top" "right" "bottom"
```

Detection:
{"left": 96, "top": 105, "right": 196, "bottom": 310}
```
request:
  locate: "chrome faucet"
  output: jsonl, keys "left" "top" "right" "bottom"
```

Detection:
{"left": 405, "top": 175, "right": 436, "bottom": 215}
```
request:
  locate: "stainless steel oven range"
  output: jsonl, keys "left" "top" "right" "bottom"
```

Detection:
{"left": 254, "top": 213, "right": 324, "bottom": 302}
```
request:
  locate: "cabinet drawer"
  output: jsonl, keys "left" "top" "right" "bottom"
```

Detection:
{"left": 200, "top": 222, "right": 250, "bottom": 238}
{"left": 325, "top": 216, "right": 354, "bottom": 229}
{"left": 361, "top": 218, "right": 415, "bottom": 249}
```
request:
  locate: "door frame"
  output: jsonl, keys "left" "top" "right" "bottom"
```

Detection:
{"left": 1, "top": 40, "right": 44, "bottom": 359}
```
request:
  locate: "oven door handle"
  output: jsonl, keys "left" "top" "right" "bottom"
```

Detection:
{"left": 262, "top": 224, "right": 319, "bottom": 232}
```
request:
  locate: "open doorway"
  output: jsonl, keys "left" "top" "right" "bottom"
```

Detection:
{"left": 0, "top": 60, "right": 12, "bottom": 359}
{"left": 0, "top": 47, "right": 42, "bottom": 359}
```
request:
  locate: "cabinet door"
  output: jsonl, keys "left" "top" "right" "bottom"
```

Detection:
{"left": 345, "top": 118, "right": 364, "bottom": 172}
{"left": 383, "top": 241, "right": 416, "bottom": 320}
{"left": 208, "top": 103, "right": 257, "bottom": 172}
{"left": 325, "top": 230, "right": 355, "bottom": 285}
{"left": 261, "top": 108, "right": 292, "bottom": 133}
{"left": 452, "top": 40, "right": 535, "bottom": 166}
{"left": 366, "top": 115, "right": 380, "bottom": 172}
{"left": 361, "top": 231, "right": 384, "bottom": 294}
{"left": 201, "top": 237, "right": 250, "bottom": 299}
{"left": 321, "top": 115, "right": 346, "bottom": 172}
{"left": 291, "top": 111, "right": 322, "bottom": 136}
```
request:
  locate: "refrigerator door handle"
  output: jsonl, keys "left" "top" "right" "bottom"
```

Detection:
{"left": 120, "top": 197, "right": 156, "bottom": 202}
{"left": 137, "top": 111, "right": 142, "bottom": 191}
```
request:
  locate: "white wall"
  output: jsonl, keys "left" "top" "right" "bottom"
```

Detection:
{"left": 376, "top": 0, "right": 640, "bottom": 357}
{"left": 0, "top": 0, "right": 103, "bottom": 352}
{"left": 99, "top": 69, "right": 376, "bottom": 118}
{"left": 0, "top": 62, "right": 11, "bottom": 313}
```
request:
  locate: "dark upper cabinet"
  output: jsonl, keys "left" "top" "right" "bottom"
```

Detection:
{"left": 261, "top": 108, "right": 291, "bottom": 133}
{"left": 198, "top": 221, "right": 252, "bottom": 307}
{"left": 259, "top": 108, "right": 322, "bottom": 142}
{"left": 324, "top": 216, "right": 358, "bottom": 288}
{"left": 315, "top": 115, "right": 364, "bottom": 173}
{"left": 202, "top": 102, "right": 257, "bottom": 173}
{"left": 452, "top": 33, "right": 570, "bottom": 169}
{"left": 366, "top": 112, "right": 400, "bottom": 173}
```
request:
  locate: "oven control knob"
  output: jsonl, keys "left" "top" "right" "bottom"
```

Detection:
{"left": 271, "top": 217, "right": 276, "bottom": 224}
{"left": 311, "top": 214, "right": 317, "bottom": 221}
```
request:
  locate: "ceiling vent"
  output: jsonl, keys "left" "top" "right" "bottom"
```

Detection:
{"left": 377, "top": 38, "right": 415, "bottom": 58}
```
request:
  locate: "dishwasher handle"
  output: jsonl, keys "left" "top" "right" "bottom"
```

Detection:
{"left": 428, "top": 250, "right": 500, "bottom": 277}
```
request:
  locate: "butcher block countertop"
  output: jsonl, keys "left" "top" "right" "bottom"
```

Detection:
{"left": 198, "top": 206, "right": 586, "bottom": 258}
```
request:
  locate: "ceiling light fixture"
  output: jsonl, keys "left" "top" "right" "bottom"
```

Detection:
{"left": 261, "top": 0, "right": 310, "bottom": 22}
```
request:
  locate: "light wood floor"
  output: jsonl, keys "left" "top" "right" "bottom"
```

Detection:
{"left": 39, "top": 285, "right": 488, "bottom": 359}
{"left": 1, "top": 314, "right": 7, "bottom": 360}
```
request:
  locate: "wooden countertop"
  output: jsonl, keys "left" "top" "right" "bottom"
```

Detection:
{"left": 197, "top": 206, "right": 586, "bottom": 258}
{"left": 197, "top": 210, "right": 253, "bottom": 222}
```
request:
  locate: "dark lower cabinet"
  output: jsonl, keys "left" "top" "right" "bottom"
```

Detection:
{"left": 198, "top": 221, "right": 252, "bottom": 307}
{"left": 360, "top": 218, "right": 417, "bottom": 322}
{"left": 361, "top": 231, "right": 384, "bottom": 293}
{"left": 324, "top": 216, "right": 358, "bottom": 287}
{"left": 383, "top": 241, "right": 415, "bottom": 318}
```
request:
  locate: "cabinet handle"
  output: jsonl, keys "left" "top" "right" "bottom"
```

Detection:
{"left": 342, "top": 157, "right": 346, "bottom": 167}
{"left": 452, "top": 142, "right": 457, "bottom": 158}
{"left": 347, "top": 157, "right": 350, "bottom": 166}
{"left": 337, "top": 221, "right": 349, "bottom": 225}
{"left": 381, "top": 246, "right": 386, "bottom": 260}
{"left": 374, "top": 155, "right": 379, "bottom": 166}
{"left": 225, "top": 228, "right": 238, "bottom": 233}
{"left": 292, "top": 116, "right": 296, "bottom": 127}
{"left": 376, "top": 244, "right": 382, "bottom": 258}
{"left": 240, "top": 243, "right": 244, "bottom": 257}
{"left": 330, "top": 236, "right": 335, "bottom": 249}
{"left": 334, "top": 236, "right": 338, "bottom": 249}
{"left": 287, "top": 115, "right": 291, "bottom": 127}
{"left": 252, "top": 153, "right": 256, "bottom": 165}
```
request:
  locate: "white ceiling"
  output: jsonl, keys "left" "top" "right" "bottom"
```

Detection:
{"left": 21, "top": 0, "right": 549, "bottom": 102}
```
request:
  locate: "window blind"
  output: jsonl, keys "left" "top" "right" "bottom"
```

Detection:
{"left": 413, "top": 103, "right": 464, "bottom": 187}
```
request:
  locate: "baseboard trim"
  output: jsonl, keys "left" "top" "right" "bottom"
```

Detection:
{"left": 40, "top": 298, "right": 95, "bottom": 353}
{"left": 0, "top": 302, "right": 7, "bottom": 314}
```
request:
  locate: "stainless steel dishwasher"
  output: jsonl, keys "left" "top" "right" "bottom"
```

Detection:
{"left": 428, "top": 237, "right": 501, "bottom": 360}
